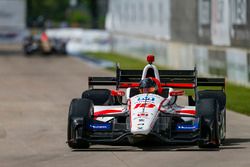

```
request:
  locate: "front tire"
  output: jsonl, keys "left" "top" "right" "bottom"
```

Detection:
{"left": 67, "top": 98, "right": 93, "bottom": 149}
{"left": 197, "top": 98, "right": 222, "bottom": 148}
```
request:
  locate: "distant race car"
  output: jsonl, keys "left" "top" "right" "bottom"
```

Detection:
{"left": 67, "top": 55, "right": 226, "bottom": 149}
{"left": 23, "top": 31, "right": 67, "bottom": 55}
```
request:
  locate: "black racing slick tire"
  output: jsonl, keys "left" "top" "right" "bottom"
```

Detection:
{"left": 198, "top": 90, "right": 226, "bottom": 111}
{"left": 67, "top": 98, "right": 93, "bottom": 149}
{"left": 82, "top": 89, "right": 114, "bottom": 105}
{"left": 197, "top": 98, "right": 222, "bottom": 148}
{"left": 198, "top": 90, "right": 226, "bottom": 143}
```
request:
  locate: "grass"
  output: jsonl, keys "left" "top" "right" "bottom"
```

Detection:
{"left": 84, "top": 52, "right": 250, "bottom": 116}
{"left": 85, "top": 52, "right": 168, "bottom": 70}
{"left": 226, "top": 83, "right": 250, "bottom": 116}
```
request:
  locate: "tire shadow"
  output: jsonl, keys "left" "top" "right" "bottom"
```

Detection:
{"left": 223, "top": 138, "right": 250, "bottom": 146}
{"left": 218, "top": 138, "right": 250, "bottom": 150}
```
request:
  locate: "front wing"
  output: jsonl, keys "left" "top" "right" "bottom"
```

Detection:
{"left": 69, "top": 112, "right": 201, "bottom": 145}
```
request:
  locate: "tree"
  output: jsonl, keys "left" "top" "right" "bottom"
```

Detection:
{"left": 27, "top": 0, "right": 107, "bottom": 28}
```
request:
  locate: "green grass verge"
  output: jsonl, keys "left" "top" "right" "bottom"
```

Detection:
{"left": 85, "top": 52, "right": 168, "bottom": 70}
{"left": 226, "top": 83, "right": 250, "bottom": 116}
{"left": 84, "top": 52, "right": 250, "bottom": 116}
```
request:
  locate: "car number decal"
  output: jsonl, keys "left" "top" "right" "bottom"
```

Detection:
{"left": 134, "top": 103, "right": 155, "bottom": 109}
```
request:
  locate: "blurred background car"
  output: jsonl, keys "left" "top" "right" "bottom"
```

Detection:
{"left": 23, "top": 30, "right": 67, "bottom": 55}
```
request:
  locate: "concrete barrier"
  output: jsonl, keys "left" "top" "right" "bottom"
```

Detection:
{"left": 111, "top": 34, "right": 250, "bottom": 86}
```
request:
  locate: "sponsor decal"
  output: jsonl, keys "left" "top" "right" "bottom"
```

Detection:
{"left": 176, "top": 125, "right": 198, "bottom": 130}
{"left": 139, "top": 119, "right": 145, "bottom": 122}
{"left": 137, "top": 113, "right": 149, "bottom": 117}
{"left": 176, "top": 119, "right": 199, "bottom": 131}
{"left": 137, "top": 96, "right": 155, "bottom": 102}
{"left": 89, "top": 123, "right": 111, "bottom": 130}
{"left": 134, "top": 103, "right": 155, "bottom": 109}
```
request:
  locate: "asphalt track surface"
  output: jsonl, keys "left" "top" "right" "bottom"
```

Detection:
{"left": 0, "top": 52, "right": 250, "bottom": 167}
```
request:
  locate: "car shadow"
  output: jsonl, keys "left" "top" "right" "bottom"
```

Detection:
{"left": 218, "top": 137, "right": 250, "bottom": 150}
{"left": 72, "top": 138, "right": 250, "bottom": 152}
{"left": 0, "top": 50, "right": 22, "bottom": 56}
{"left": 223, "top": 138, "right": 250, "bottom": 146}
{"left": 72, "top": 145, "right": 220, "bottom": 152}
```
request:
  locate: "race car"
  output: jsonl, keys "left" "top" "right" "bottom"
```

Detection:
{"left": 67, "top": 55, "right": 226, "bottom": 149}
{"left": 23, "top": 31, "right": 67, "bottom": 55}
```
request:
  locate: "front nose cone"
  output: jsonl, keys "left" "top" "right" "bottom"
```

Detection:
{"left": 131, "top": 128, "right": 151, "bottom": 135}
{"left": 129, "top": 94, "right": 160, "bottom": 136}
{"left": 130, "top": 117, "right": 152, "bottom": 135}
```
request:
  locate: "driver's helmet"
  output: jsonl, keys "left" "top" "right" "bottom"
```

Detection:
{"left": 139, "top": 78, "right": 158, "bottom": 93}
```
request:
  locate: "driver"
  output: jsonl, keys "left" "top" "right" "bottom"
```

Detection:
{"left": 139, "top": 78, "right": 159, "bottom": 94}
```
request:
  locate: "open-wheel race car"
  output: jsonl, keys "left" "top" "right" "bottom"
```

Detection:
{"left": 67, "top": 55, "right": 226, "bottom": 149}
{"left": 23, "top": 31, "right": 67, "bottom": 55}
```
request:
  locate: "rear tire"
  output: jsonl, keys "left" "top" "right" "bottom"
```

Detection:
{"left": 67, "top": 98, "right": 93, "bottom": 149}
{"left": 82, "top": 89, "right": 114, "bottom": 105}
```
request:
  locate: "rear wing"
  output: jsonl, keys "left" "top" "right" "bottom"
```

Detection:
{"left": 88, "top": 66, "right": 225, "bottom": 90}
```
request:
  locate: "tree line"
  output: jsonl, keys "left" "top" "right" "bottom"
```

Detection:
{"left": 27, "top": 0, "right": 106, "bottom": 29}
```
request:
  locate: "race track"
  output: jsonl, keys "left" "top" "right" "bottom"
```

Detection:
{"left": 0, "top": 52, "right": 250, "bottom": 167}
